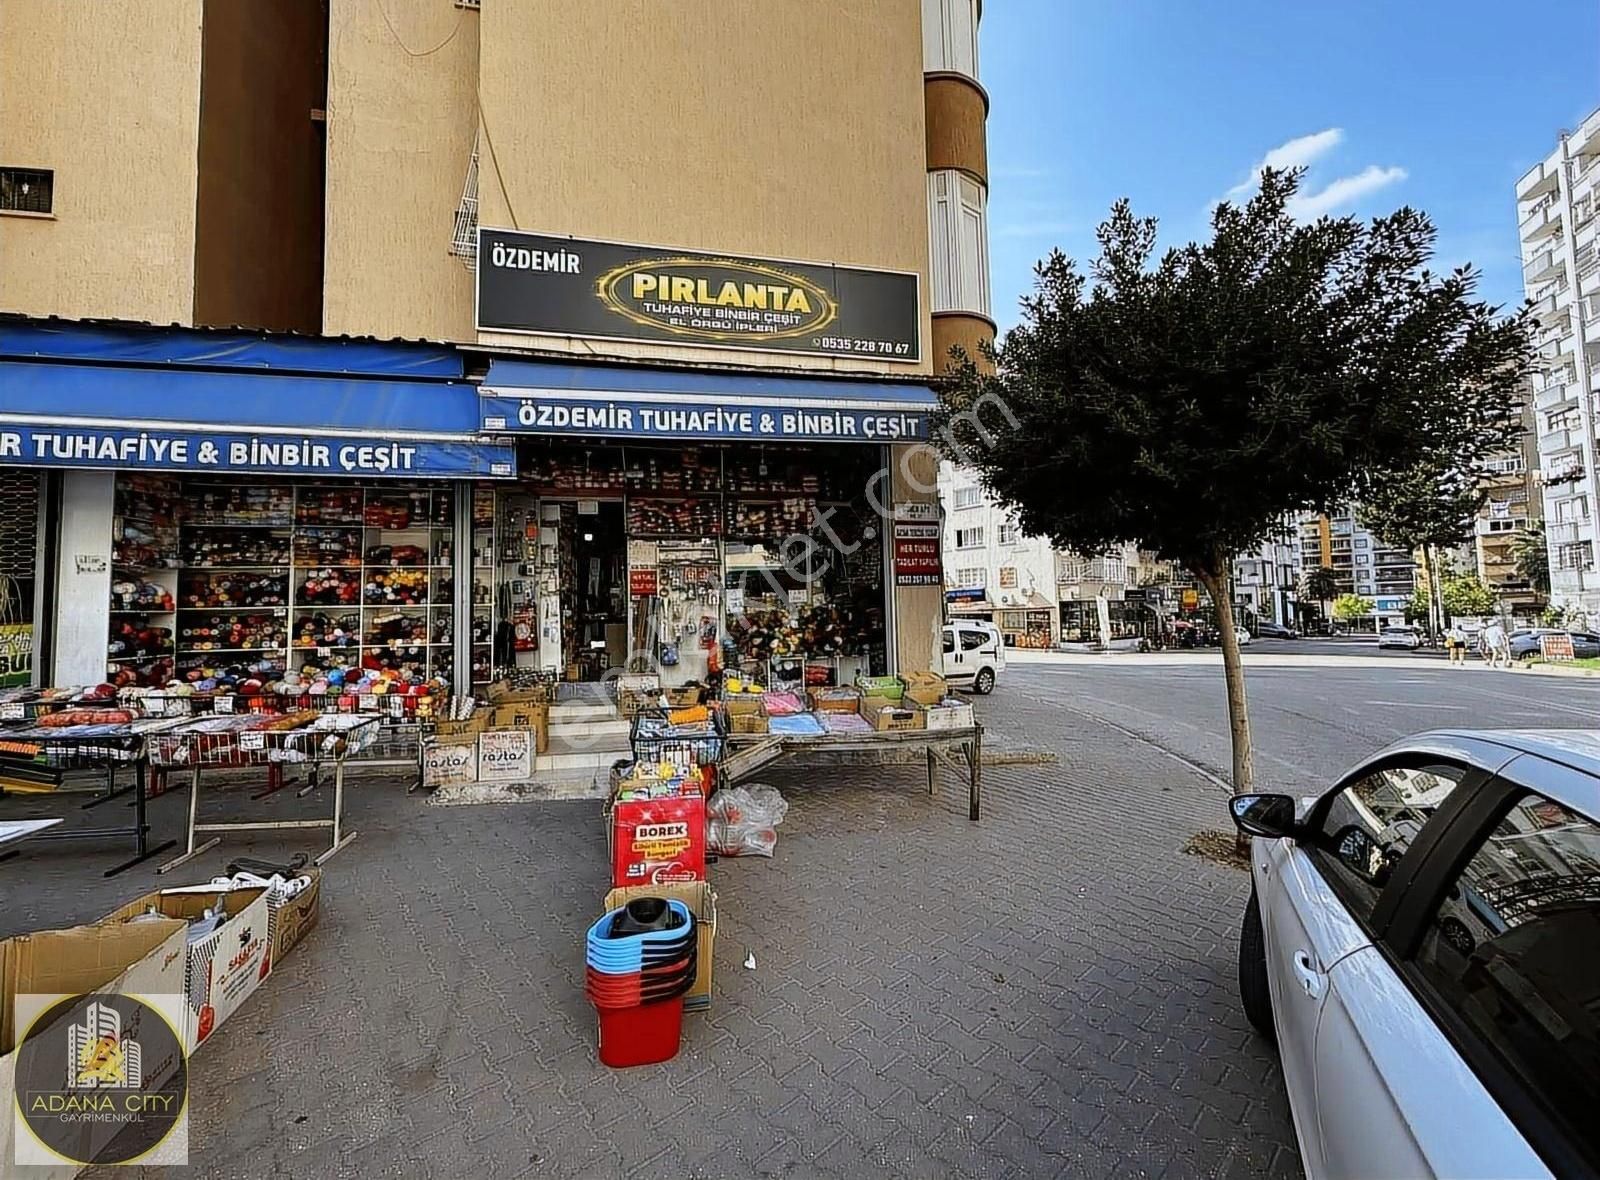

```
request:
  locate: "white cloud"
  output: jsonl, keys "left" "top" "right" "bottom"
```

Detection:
{"left": 1225, "top": 128, "right": 1344, "bottom": 199}
{"left": 1287, "top": 164, "right": 1408, "bottom": 219}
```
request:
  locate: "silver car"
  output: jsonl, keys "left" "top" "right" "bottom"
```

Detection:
{"left": 1229, "top": 731, "right": 1600, "bottom": 1179}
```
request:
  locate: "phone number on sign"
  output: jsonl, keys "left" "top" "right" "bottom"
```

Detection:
{"left": 814, "top": 336, "right": 913, "bottom": 357}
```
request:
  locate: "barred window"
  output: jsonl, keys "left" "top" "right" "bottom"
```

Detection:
{"left": 0, "top": 168, "right": 52, "bottom": 215}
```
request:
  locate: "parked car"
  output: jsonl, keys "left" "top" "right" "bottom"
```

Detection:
{"left": 942, "top": 620, "right": 1004, "bottom": 694}
{"left": 1376, "top": 624, "right": 1423, "bottom": 650}
{"left": 1229, "top": 730, "right": 1600, "bottom": 1179}
{"left": 1254, "top": 621, "right": 1298, "bottom": 640}
{"left": 1508, "top": 628, "right": 1600, "bottom": 661}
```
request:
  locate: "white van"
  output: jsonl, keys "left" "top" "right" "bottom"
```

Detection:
{"left": 942, "top": 620, "right": 1005, "bottom": 694}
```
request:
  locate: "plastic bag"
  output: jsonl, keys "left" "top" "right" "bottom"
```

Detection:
{"left": 706, "top": 784, "right": 789, "bottom": 857}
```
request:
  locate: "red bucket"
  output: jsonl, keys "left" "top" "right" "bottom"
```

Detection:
{"left": 596, "top": 996, "right": 685, "bottom": 1068}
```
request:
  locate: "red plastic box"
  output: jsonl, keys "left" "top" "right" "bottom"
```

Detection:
{"left": 611, "top": 793, "right": 706, "bottom": 886}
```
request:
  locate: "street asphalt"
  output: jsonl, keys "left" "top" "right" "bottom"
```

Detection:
{"left": 8, "top": 641, "right": 1590, "bottom": 1178}
{"left": 1001, "top": 639, "right": 1600, "bottom": 795}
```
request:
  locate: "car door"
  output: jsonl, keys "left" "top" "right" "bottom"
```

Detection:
{"left": 1260, "top": 758, "right": 1472, "bottom": 1174}
{"left": 1311, "top": 754, "right": 1596, "bottom": 1179}
{"left": 942, "top": 627, "right": 969, "bottom": 683}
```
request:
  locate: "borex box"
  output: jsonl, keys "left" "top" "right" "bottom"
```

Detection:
{"left": 610, "top": 793, "right": 707, "bottom": 887}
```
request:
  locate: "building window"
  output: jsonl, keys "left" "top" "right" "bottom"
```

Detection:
{"left": 1558, "top": 541, "right": 1594, "bottom": 570}
{"left": 1556, "top": 496, "right": 1590, "bottom": 522}
{"left": 929, "top": 171, "right": 991, "bottom": 318}
{"left": 1484, "top": 517, "right": 1524, "bottom": 534}
{"left": 1353, "top": 536, "right": 1370, "bottom": 549}
{"left": 0, "top": 168, "right": 52, "bottom": 215}
{"left": 921, "top": 0, "right": 979, "bottom": 77}
{"left": 954, "top": 566, "right": 985, "bottom": 588}
{"left": 951, "top": 486, "right": 981, "bottom": 509}
{"left": 955, "top": 526, "right": 984, "bottom": 549}
{"left": 997, "top": 522, "right": 1018, "bottom": 545}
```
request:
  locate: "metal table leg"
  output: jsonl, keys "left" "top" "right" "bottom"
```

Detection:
{"left": 926, "top": 746, "right": 937, "bottom": 797}
{"left": 316, "top": 758, "right": 358, "bottom": 865}
{"left": 102, "top": 761, "right": 176, "bottom": 877}
{"left": 968, "top": 729, "right": 983, "bottom": 822}
{"left": 157, "top": 765, "right": 218, "bottom": 874}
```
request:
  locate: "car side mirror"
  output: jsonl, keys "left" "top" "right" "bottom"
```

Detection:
{"left": 1229, "top": 793, "right": 1300, "bottom": 839}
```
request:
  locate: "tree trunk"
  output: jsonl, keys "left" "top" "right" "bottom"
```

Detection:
{"left": 1196, "top": 562, "right": 1254, "bottom": 797}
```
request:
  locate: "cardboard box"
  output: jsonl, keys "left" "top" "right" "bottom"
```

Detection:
{"left": 901, "top": 672, "right": 948, "bottom": 707}
{"left": 164, "top": 869, "right": 323, "bottom": 970}
{"left": 604, "top": 881, "right": 717, "bottom": 1011}
{"left": 99, "top": 887, "right": 273, "bottom": 1051}
{"left": 619, "top": 688, "right": 662, "bottom": 718}
{"left": 611, "top": 793, "right": 707, "bottom": 886}
{"left": 859, "top": 695, "right": 923, "bottom": 732}
{"left": 422, "top": 738, "right": 478, "bottom": 787}
{"left": 808, "top": 686, "right": 863, "bottom": 714}
{"left": 432, "top": 710, "right": 488, "bottom": 745}
{"left": 855, "top": 675, "right": 904, "bottom": 702}
{"left": 478, "top": 728, "right": 534, "bottom": 782}
{"left": 487, "top": 679, "right": 550, "bottom": 705}
{"left": 729, "top": 710, "right": 769, "bottom": 735}
{"left": 0, "top": 920, "right": 189, "bottom": 1175}
{"left": 487, "top": 700, "right": 549, "bottom": 754}
{"left": 923, "top": 700, "right": 976, "bottom": 731}
{"left": 665, "top": 685, "right": 703, "bottom": 707}
{"left": 615, "top": 672, "right": 661, "bottom": 695}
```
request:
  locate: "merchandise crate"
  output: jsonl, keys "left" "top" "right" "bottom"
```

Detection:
{"left": 630, "top": 711, "right": 725, "bottom": 769}
{"left": 147, "top": 714, "right": 382, "bottom": 769}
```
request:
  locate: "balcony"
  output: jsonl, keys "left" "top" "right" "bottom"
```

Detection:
{"left": 1549, "top": 520, "right": 1586, "bottom": 546}
{"left": 1518, "top": 161, "right": 1560, "bottom": 203}
{"left": 1531, "top": 288, "right": 1572, "bottom": 328}
{"left": 1521, "top": 200, "right": 1563, "bottom": 244}
{"left": 1539, "top": 426, "right": 1581, "bottom": 455}
{"left": 1525, "top": 248, "right": 1565, "bottom": 288}
{"left": 1535, "top": 380, "right": 1576, "bottom": 412}
{"left": 1538, "top": 334, "right": 1577, "bottom": 371}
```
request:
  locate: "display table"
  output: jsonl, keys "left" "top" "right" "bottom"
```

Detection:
{"left": 725, "top": 724, "right": 984, "bottom": 821}
{"left": 0, "top": 817, "right": 65, "bottom": 862}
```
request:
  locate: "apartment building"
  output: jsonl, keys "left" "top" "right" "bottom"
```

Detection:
{"left": 0, "top": 0, "right": 992, "bottom": 685}
{"left": 1231, "top": 533, "right": 1300, "bottom": 628}
{"left": 1298, "top": 510, "right": 1415, "bottom": 627}
{"left": 1517, "top": 105, "right": 1600, "bottom": 617}
{"left": 937, "top": 462, "right": 1059, "bottom": 647}
{"left": 1475, "top": 383, "right": 1544, "bottom": 613}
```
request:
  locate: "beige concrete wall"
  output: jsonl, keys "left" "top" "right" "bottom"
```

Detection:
{"left": 0, "top": 1, "right": 203, "bottom": 323}
{"left": 473, "top": 0, "right": 931, "bottom": 374}
{"left": 321, "top": 0, "right": 479, "bottom": 341}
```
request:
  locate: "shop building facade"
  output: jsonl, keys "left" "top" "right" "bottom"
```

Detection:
{"left": 1, "top": 0, "right": 995, "bottom": 692}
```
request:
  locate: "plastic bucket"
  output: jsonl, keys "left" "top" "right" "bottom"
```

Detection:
{"left": 596, "top": 996, "right": 685, "bottom": 1068}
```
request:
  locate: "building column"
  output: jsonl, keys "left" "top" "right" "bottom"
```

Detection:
{"left": 53, "top": 471, "right": 114, "bottom": 686}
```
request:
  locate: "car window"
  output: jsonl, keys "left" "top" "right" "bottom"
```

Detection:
{"left": 960, "top": 630, "right": 987, "bottom": 652}
{"left": 1310, "top": 762, "right": 1471, "bottom": 926}
{"left": 942, "top": 630, "right": 955, "bottom": 655}
{"left": 1411, "top": 791, "right": 1600, "bottom": 1168}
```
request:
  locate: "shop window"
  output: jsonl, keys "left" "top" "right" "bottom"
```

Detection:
{"left": 0, "top": 167, "right": 52, "bottom": 215}
{"left": 921, "top": 0, "right": 979, "bottom": 77}
{"left": 929, "top": 171, "right": 991, "bottom": 318}
{"left": 955, "top": 526, "right": 984, "bottom": 549}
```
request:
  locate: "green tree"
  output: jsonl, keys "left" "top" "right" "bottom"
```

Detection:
{"left": 1404, "top": 588, "right": 1431, "bottom": 625}
{"left": 1300, "top": 566, "right": 1338, "bottom": 617}
{"left": 1441, "top": 573, "right": 1497, "bottom": 618}
{"left": 1333, "top": 593, "right": 1376, "bottom": 622}
{"left": 939, "top": 169, "right": 1532, "bottom": 795}
{"left": 1511, "top": 523, "right": 1551, "bottom": 597}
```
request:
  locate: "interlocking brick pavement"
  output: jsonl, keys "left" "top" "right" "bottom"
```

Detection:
{"left": 2, "top": 686, "right": 1302, "bottom": 1179}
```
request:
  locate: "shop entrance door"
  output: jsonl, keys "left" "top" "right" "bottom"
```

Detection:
{"left": 566, "top": 502, "right": 626, "bottom": 681}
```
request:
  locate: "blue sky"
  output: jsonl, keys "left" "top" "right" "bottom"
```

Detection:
{"left": 982, "top": 1, "right": 1600, "bottom": 332}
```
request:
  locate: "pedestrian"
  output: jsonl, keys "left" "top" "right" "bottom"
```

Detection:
{"left": 1481, "top": 618, "right": 1508, "bottom": 669}
{"left": 1446, "top": 621, "right": 1468, "bottom": 666}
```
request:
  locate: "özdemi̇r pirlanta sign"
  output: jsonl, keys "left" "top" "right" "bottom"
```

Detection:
{"left": 477, "top": 229, "right": 920, "bottom": 362}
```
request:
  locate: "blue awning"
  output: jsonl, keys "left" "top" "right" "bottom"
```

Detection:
{"left": 0, "top": 360, "right": 514, "bottom": 479}
{"left": 479, "top": 358, "right": 937, "bottom": 444}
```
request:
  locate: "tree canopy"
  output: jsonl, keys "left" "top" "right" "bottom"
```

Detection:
{"left": 1512, "top": 524, "right": 1552, "bottom": 597}
{"left": 1441, "top": 573, "right": 1498, "bottom": 617}
{"left": 1333, "top": 594, "right": 1376, "bottom": 621}
{"left": 938, "top": 167, "right": 1533, "bottom": 792}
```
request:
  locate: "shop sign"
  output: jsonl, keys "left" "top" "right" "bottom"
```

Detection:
{"left": 895, "top": 502, "right": 938, "bottom": 522}
{"left": 893, "top": 522, "right": 942, "bottom": 587}
{"left": 0, "top": 622, "right": 32, "bottom": 687}
{"left": 1180, "top": 588, "right": 1199, "bottom": 611}
{"left": 478, "top": 228, "right": 920, "bottom": 362}
{"left": 2, "top": 426, "right": 517, "bottom": 479}
{"left": 629, "top": 567, "right": 659, "bottom": 597}
{"left": 479, "top": 393, "right": 927, "bottom": 444}
{"left": 946, "top": 587, "right": 985, "bottom": 603}
{"left": 1541, "top": 632, "right": 1575, "bottom": 661}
